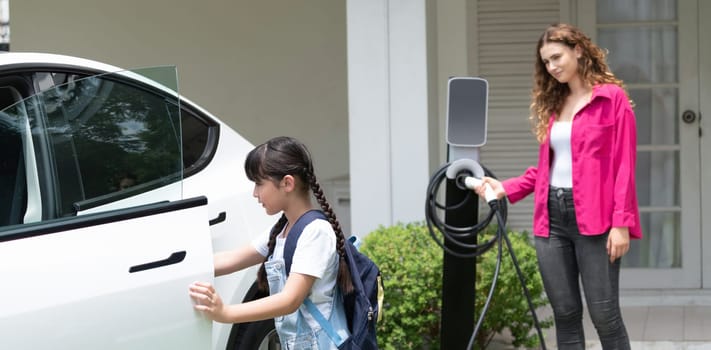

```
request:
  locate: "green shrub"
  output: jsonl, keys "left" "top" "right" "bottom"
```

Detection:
{"left": 360, "top": 222, "right": 552, "bottom": 350}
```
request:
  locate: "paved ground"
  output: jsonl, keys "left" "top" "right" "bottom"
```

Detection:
{"left": 487, "top": 300, "right": 711, "bottom": 349}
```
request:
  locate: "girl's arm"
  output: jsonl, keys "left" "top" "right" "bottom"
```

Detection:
{"left": 189, "top": 272, "right": 316, "bottom": 323}
{"left": 214, "top": 245, "right": 265, "bottom": 277}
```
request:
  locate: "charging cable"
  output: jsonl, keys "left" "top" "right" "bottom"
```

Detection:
{"left": 425, "top": 159, "right": 547, "bottom": 350}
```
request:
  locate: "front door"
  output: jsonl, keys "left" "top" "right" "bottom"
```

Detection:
{"left": 578, "top": 0, "right": 707, "bottom": 288}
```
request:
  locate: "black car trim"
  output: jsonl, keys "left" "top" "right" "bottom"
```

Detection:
{"left": 209, "top": 211, "right": 227, "bottom": 226}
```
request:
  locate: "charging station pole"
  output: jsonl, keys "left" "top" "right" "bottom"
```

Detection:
{"left": 440, "top": 77, "right": 488, "bottom": 349}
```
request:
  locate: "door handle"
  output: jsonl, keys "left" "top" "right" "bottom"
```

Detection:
{"left": 209, "top": 211, "right": 227, "bottom": 226}
{"left": 682, "top": 110, "right": 697, "bottom": 124}
{"left": 129, "top": 251, "right": 186, "bottom": 273}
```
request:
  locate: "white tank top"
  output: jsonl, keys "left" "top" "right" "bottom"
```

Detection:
{"left": 550, "top": 121, "right": 573, "bottom": 188}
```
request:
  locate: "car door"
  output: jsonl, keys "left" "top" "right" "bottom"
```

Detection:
{"left": 0, "top": 197, "right": 213, "bottom": 350}
{"left": 0, "top": 67, "right": 213, "bottom": 349}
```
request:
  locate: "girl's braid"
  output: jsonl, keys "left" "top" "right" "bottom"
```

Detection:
{"left": 308, "top": 171, "right": 354, "bottom": 295}
{"left": 256, "top": 214, "right": 288, "bottom": 292}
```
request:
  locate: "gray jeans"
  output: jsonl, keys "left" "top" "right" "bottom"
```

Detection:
{"left": 535, "top": 186, "right": 630, "bottom": 350}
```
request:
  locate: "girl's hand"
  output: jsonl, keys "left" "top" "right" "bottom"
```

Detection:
{"left": 189, "top": 281, "right": 228, "bottom": 322}
{"left": 607, "top": 227, "right": 630, "bottom": 263}
{"left": 474, "top": 177, "right": 506, "bottom": 200}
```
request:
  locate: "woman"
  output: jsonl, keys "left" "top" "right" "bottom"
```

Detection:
{"left": 476, "top": 23, "right": 642, "bottom": 349}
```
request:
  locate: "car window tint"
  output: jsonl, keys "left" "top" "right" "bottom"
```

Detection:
{"left": 39, "top": 73, "right": 213, "bottom": 175}
{"left": 180, "top": 108, "right": 211, "bottom": 173}
{"left": 0, "top": 88, "right": 27, "bottom": 226}
{"left": 39, "top": 73, "right": 183, "bottom": 216}
{"left": 0, "top": 69, "right": 216, "bottom": 230}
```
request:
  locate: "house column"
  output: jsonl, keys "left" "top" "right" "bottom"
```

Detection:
{"left": 346, "top": 0, "right": 430, "bottom": 235}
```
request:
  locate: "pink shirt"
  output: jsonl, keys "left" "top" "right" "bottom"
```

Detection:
{"left": 502, "top": 84, "right": 642, "bottom": 239}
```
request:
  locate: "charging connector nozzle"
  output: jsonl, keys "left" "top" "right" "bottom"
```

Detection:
{"left": 463, "top": 176, "right": 498, "bottom": 204}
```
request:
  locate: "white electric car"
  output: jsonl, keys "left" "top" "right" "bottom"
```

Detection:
{"left": 0, "top": 53, "right": 278, "bottom": 349}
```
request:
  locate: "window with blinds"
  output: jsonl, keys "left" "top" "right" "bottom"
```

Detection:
{"left": 470, "top": 0, "right": 560, "bottom": 232}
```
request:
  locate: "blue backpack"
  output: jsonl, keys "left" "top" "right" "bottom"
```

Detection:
{"left": 284, "top": 210, "right": 382, "bottom": 350}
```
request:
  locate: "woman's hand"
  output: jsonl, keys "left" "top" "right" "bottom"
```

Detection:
{"left": 607, "top": 227, "right": 630, "bottom": 263}
{"left": 473, "top": 176, "right": 506, "bottom": 200}
{"left": 189, "top": 281, "right": 228, "bottom": 323}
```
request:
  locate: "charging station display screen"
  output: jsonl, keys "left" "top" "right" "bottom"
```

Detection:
{"left": 446, "top": 77, "right": 488, "bottom": 147}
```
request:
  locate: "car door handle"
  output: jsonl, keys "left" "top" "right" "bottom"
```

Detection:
{"left": 129, "top": 251, "right": 187, "bottom": 273}
{"left": 209, "top": 211, "right": 226, "bottom": 226}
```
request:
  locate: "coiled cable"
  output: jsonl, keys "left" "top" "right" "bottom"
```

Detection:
{"left": 425, "top": 161, "right": 547, "bottom": 350}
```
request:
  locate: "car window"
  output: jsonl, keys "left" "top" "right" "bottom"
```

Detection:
{"left": 35, "top": 71, "right": 215, "bottom": 177}
{"left": 96, "top": 67, "right": 216, "bottom": 176}
{"left": 180, "top": 107, "right": 215, "bottom": 175}
{"left": 0, "top": 67, "right": 186, "bottom": 227}
{"left": 0, "top": 93, "right": 27, "bottom": 226}
{"left": 0, "top": 82, "right": 40, "bottom": 228}
{"left": 42, "top": 70, "right": 183, "bottom": 216}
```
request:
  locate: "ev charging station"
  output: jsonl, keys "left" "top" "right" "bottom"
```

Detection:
{"left": 441, "top": 77, "right": 488, "bottom": 349}
{"left": 427, "top": 77, "right": 546, "bottom": 349}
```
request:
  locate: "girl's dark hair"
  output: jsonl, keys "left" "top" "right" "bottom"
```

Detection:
{"left": 246, "top": 136, "right": 353, "bottom": 295}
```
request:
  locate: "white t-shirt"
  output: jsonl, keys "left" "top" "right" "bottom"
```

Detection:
{"left": 252, "top": 218, "right": 339, "bottom": 324}
{"left": 550, "top": 120, "right": 573, "bottom": 188}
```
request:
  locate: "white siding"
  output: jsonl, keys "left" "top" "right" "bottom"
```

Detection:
{"left": 471, "top": 0, "right": 560, "bottom": 233}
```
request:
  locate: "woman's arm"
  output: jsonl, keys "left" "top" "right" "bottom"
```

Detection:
{"left": 611, "top": 97, "right": 638, "bottom": 230}
{"left": 606, "top": 88, "right": 638, "bottom": 260}
{"left": 501, "top": 166, "right": 538, "bottom": 203}
{"left": 189, "top": 272, "right": 316, "bottom": 323}
{"left": 214, "top": 245, "right": 265, "bottom": 277}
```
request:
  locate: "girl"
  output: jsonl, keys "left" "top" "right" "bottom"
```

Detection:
{"left": 475, "top": 23, "right": 642, "bottom": 349}
{"left": 189, "top": 136, "right": 352, "bottom": 349}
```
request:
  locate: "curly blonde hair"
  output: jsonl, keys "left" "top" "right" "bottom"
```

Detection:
{"left": 530, "top": 23, "right": 631, "bottom": 143}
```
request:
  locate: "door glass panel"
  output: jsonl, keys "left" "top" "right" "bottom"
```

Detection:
{"left": 636, "top": 150, "right": 680, "bottom": 207}
{"left": 0, "top": 66, "right": 183, "bottom": 227}
{"left": 630, "top": 150, "right": 681, "bottom": 268}
{"left": 628, "top": 212, "right": 681, "bottom": 268}
{"left": 597, "top": 0, "right": 677, "bottom": 22}
{"left": 598, "top": 27, "right": 677, "bottom": 84}
{"left": 630, "top": 88, "right": 678, "bottom": 145}
{"left": 596, "top": 1, "right": 679, "bottom": 269}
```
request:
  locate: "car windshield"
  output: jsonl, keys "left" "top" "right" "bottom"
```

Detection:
{"left": 0, "top": 66, "right": 183, "bottom": 227}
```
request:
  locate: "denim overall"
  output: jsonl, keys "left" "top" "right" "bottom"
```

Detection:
{"left": 264, "top": 256, "right": 350, "bottom": 349}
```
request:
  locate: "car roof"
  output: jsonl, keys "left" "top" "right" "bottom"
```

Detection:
{"left": 0, "top": 52, "right": 125, "bottom": 73}
{"left": 0, "top": 52, "right": 186, "bottom": 100}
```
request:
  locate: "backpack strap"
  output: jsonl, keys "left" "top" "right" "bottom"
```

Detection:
{"left": 303, "top": 298, "right": 347, "bottom": 346}
{"left": 284, "top": 210, "right": 350, "bottom": 347}
{"left": 283, "top": 209, "right": 328, "bottom": 275}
